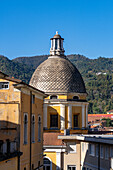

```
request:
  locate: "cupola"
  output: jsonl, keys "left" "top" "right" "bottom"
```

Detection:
{"left": 50, "top": 31, "right": 65, "bottom": 56}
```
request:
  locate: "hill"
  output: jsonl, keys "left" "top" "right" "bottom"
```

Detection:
{"left": 0, "top": 55, "right": 35, "bottom": 84}
{"left": 1, "top": 54, "right": 113, "bottom": 114}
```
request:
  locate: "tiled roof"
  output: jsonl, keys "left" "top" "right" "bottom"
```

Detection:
{"left": 43, "top": 132, "right": 65, "bottom": 146}
{"left": 30, "top": 56, "right": 86, "bottom": 93}
{"left": 0, "top": 71, "right": 45, "bottom": 95}
{"left": 107, "top": 109, "right": 113, "bottom": 112}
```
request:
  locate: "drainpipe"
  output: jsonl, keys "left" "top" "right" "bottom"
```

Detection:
{"left": 30, "top": 91, "right": 32, "bottom": 170}
{"left": 80, "top": 142, "right": 82, "bottom": 170}
{"left": 17, "top": 101, "right": 21, "bottom": 170}
{"left": 98, "top": 143, "right": 100, "bottom": 170}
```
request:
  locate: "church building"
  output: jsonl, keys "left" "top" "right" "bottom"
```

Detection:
{"left": 30, "top": 32, "right": 89, "bottom": 170}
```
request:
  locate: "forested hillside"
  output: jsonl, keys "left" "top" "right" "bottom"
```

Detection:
{"left": 1, "top": 54, "right": 113, "bottom": 114}
{"left": 0, "top": 55, "right": 35, "bottom": 83}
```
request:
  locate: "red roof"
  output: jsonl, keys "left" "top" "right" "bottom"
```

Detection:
{"left": 88, "top": 114, "right": 113, "bottom": 118}
{"left": 107, "top": 109, "right": 113, "bottom": 112}
{"left": 43, "top": 132, "right": 65, "bottom": 146}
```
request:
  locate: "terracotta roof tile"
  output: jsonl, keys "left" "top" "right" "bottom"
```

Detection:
{"left": 43, "top": 132, "right": 65, "bottom": 146}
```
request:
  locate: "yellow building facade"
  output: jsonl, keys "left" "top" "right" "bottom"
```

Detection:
{"left": 0, "top": 71, "right": 46, "bottom": 170}
{"left": 30, "top": 32, "right": 89, "bottom": 170}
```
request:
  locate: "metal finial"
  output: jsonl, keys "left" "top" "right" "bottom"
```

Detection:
{"left": 56, "top": 31, "right": 58, "bottom": 35}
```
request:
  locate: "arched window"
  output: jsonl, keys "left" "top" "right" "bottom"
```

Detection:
{"left": 73, "top": 96, "right": 79, "bottom": 100}
{"left": 24, "top": 113, "right": 28, "bottom": 144}
{"left": 50, "top": 95, "right": 57, "bottom": 99}
{"left": 32, "top": 115, "right": 35, "bottom": 143}
{"left": 38, "top": 115, "right": 41, "bottom": 142}
{"left": 43, "top": 157, "right": 52, "bottom": 170}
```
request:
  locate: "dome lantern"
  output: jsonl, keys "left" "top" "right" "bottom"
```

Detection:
{"left": 50, "top": 31, "right": 65, "bottom": 56}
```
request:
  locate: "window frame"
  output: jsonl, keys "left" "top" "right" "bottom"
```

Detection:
{"left": 32, "top": 114, "right": 35, "bottom": 143}
{"left": 50, "top": 95, "right": 58, "bottom": 99}
{"left": 50, "top": 114, "right": 58, "bottom": 128}
{"left": 43, "top": 157, "right": 52, "bottom": 170}
{"left": 67, "top": 165, "right": 76, "bottom": 170}
{"left": 32, "top": 94, "right": 35, "bottom": 104}
{"left": 38, "top": 115, "right": 41, "bottom": 142}
{"left": 23, "top": 113, "right": 28, "bottom": 145}
{"left": 110, "top": 146, "right": 113, "bottom": 158}
{"left": 96, "top": 144, "right": 99, "bottom": 157}
{"left": 105, "top": 146, "right": 109, "bottom": 160}
{"left": 73, "top": 96, "right": 79, "bottom": 100}
{"left": 73, "top": 114, "right": 79, "bottom": 128}
{"left": 0, "top": 82, "right": 9, "bottom": 89}
{"left": 89, "top": 143, "right": 95, "bottom": 156}
{"left": 100, "top": 145, "right": 104, "bottom": 159}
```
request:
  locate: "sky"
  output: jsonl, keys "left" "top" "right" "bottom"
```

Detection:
{"left": 0, "top": 0, "right": 113, "bottom": 59}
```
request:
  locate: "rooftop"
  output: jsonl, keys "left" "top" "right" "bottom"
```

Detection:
{"left": 58, "top": 134, "right": 113, "bottom": 145}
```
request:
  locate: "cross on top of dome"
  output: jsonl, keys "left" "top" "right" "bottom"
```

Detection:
{"left": 50, "top": 32, "right": 65, "bottom": 56}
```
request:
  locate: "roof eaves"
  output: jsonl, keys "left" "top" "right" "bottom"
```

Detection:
{"left": 13, "top": 83, "right": 47, "bottom": 97}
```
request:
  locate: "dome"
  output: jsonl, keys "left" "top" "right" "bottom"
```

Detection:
{"left": 29, "top": 56, "right": 86, "bottom": 94}
{"left": 50, "top": 31, "right": 64, "bottom": 40}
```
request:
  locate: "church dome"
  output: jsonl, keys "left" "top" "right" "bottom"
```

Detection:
{"left": 29, "top": 32, "right": 86, "bottom": 94}
{"left": 29, "top": 56, "right": 86, "bottom": 93}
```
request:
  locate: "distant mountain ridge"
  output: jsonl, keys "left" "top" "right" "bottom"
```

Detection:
{"left": 13, "top": 55, "right": 48, "bottom": 69}
{"left": 1, "top": 54, "right": 113, "bottom": 114}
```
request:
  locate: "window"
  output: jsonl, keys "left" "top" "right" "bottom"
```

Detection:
{"left": 50, "top": 95, "right": 57, "bottom": 99}
{"left": 73, "top": 115, "right": 78, "bottom": 128}
{"left": 10, "top": 141, "right": 16, "bottom": 153}
{"left": 38, "top": 115, "right": 41, "bottom": 142}
{"left": 43, "top": 158, "right": 52, "bottom": 170}
{"left": 55, "top": 39, "right": 57, "bottom": 49}
{"left": 32, "top": 164, "right": 34, "bottom": 170}
{"left": 82, "top": 168, "right": 86, "bottom": 170}
{"left": 0, "top": 82, "right": 9, "bottom": 89}
{"left": 0, "top": 140, "right": 3, "bottom": 154}
{"left": 38, "top": 161, "right": 40, "bottom": 168}
{"left": 110, "top": 147, "right": 113, "bottom": 158}
{"left": 73, "top": 96, "right": 79, "bottom": 100}
{"left": 60, "top": 39, "right": 61, "bottom": 49}
{"left": 89, "top": 144, "right": 95, "bottom": 156}
{"left": 6, "top": 139, "right": 10, "bottom": 153}
{"left": 3, "top": 142, "right": 7, "bottom": 154}
{"left": 32, "top": 94, "right": 35, "bottom": 104}
{"left": 67, "top": 165, "right": 76, "bottom": 170}
{"left": 96, "top": 144, "right": 99, "bottom": 157}
{"left": 50, "top": 114, "right": 58, "bottom": 128}
{"left": 100, "top": 145, "right": 104, "bottom": 158}
{"left": 24, "top": 113, "right": 28, "bottom": 144}
{"left": 105, "top": 146, "right": 109, "bottom": 159}
{"left": 32, "top": 115, "right": 35, "bottom": 143}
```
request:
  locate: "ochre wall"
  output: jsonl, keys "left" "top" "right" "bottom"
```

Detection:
{"left": 0, "top": 79, "right": 20, "bottom": 141}
{"left": 20, "top": 91, "right": 43, "bottom": 170}
{"left": 45, "top": 94, "right": 86, "bottom": 100}
{"left": 0, "top": 157, "right": 18, "bottom": 170}
{"left": 64, "top": 141, "right": 81, "bottom": 170}
{"left": 0, "top": 79, "right": 20, "bottom": 102}
{"left": 0, "top": 78, "right": 44, "bottom": 170}
{"left": 46, "top": 103, "right": 87, "bottom": 131}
